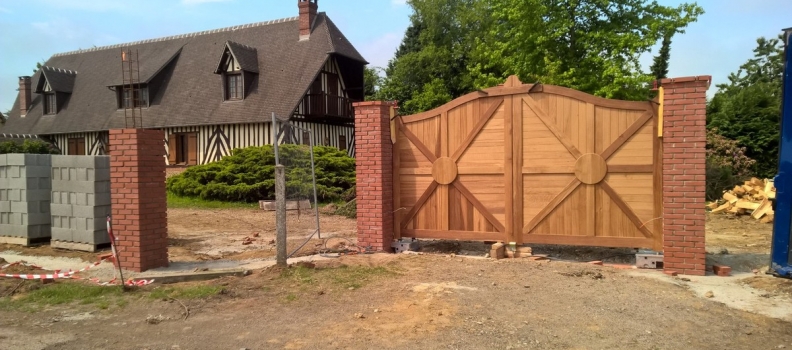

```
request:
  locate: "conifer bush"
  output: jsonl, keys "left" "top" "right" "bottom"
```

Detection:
{"left": 166, "top": 145, "right": 355, "bottom": 203}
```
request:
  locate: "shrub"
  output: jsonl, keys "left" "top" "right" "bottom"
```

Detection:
{"left": 706, "top": 129, "right": 756, "bottom": 201}
{"left": 0, "top": 139, "right": 58, "bottom": 154}
{"left": 166, "top": 144, "right": 355, "bottom": 203}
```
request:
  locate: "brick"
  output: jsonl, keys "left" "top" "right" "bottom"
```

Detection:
{"left": 712, "top": 265, "right": 732, "bottom": 276}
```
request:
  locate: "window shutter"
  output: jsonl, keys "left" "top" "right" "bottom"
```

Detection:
{"left": 187, "top": 133, "right": 198, "bottom": 165}
{"left": 167, "top": 134, "right": 177, "bottom": 164}
{"left": 77, "top": 138, "right": 86, "bottom": 156}
{"left": 67, "top": 138, "right": 77, "bottom": 155}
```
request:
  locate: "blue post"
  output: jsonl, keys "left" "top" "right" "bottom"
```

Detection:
{"left": 771, "top": 27, "right": 792, "bottom": 277}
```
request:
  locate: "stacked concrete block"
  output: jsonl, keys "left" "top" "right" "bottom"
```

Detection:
{"left": 50, "top": 155, "right": 111, "bottom": 248}
{"left": 0, "top": 154, "right": 52, "bottom": 243}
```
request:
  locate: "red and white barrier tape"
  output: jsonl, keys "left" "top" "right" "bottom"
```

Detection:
{"left": 0, "top": 257, "right": 154, "bottom": 286}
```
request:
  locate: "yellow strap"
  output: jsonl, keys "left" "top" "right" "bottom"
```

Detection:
{"left": 657, "top": 86, "right": 664, "bottom": 138}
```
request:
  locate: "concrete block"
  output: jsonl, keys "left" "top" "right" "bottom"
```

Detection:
{"left": 7, "top": 189, "right": 20, "bottom": 202}
{"left": 0, "top": 213, "right": 8, "bottom": 224}
{"left": 51, "top": 227, "right": 73, "bottom": 242}
{"left": 35, "top": 154, "right": 51, "bottom": 166}
{"left": 7, "top": 167, "right": 20, "bottom": 179}
{"left": 0, "top": 154, "right": 6, "bottom": 166}
{"left": 73, "top": 193, "right": 87, "bottom": 206}
{"left": 51, "top": 191, "right": 59, "bottom": 204}
{"left": 60, "top": 192, "right": 69, "bottom": 205}
{"left": 86, "top": 193, "right": 112, "bottom": 206}
{"left": 72, "top": 205, "right": 108, "bottom": 219}
{"left": 26, "top": 165, "right": 50, "bottom": 178}
{"left": 4, "top": 154, "right": 27, "bottom": 166}
{"left": 28, "top": 212, "right": 50, "bottom": 226}
{"left": 50, "top": 204, "right": 73, "bottom": 217}
{"left": 61, "top": 168, "right": 69, "bottom": 181}
{"left": 91, "top": 168, "right": 111, "bottom": 182}
{"left": 0, "top": 224, "right": 22, "bottom": 237}
{"left": 88, "top": 217, "right": 109, "bottom": 231}
{"left": 0, "top": 189, "right": 5, "bottom": 201}
{"left": 51, "top": 167, "right": 61, "bottom": 181}
{"left": 28, "top": 224, "right": 51, "bottom": 239}
{"left": 73, "top": 230, "right": 109, "bottom": 245}
{"left": 76, "top": 168, "right": 87, "bottom": 181}
{"left": 27, "top": 189, "right": 51, "bottom": 201}
{"left": 69, "top": 168, "right": 77, "bottom": 182}
{"left": 0, "top": 201, "right": 9, "bottom": 213}
{"left": 10, "top": 201, "right": 32, "bottom": 214}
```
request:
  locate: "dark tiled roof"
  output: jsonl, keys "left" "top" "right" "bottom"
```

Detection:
{"left": 226, "top": 41, "right": 259, "bottom": 73}
{"left": 2, "top": 13, "right": 366, "bottom": 135}
{"left": 36, "top": 67, "right": 77, "bottom": 93}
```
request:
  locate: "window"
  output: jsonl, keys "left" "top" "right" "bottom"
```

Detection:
{"left": 338, "top": 135, "right": 347, "bottom": 151}
{"left": 118, "top": 86, "right": 148, "bottom": 108}
{"left": 67, "top": 137, "right": 85, "bottom": 155}
{"left": 225, "top": 74, "right": 243, "bottom": 100}
{"left": 44, "top": 93, "right": 57, "bottom": 115}
{"left": 168, "top": 133, "right": 198, "bottom": 165}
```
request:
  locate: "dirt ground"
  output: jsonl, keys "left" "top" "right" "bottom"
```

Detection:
{"left": 1, "top": 209, "right": 791, "bottom": 349}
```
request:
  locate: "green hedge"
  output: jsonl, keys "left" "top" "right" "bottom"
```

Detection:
{"left": 166, "top": 144, "right": 355, "bottom": 203}
{"left": 0, "top": 139, "right": 58, "bottom": 154}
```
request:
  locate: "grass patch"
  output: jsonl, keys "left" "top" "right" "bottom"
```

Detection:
{"left": 280, "top": 265, "right": 396, "bottom": 290}
{"left": 148, "top": 285, "right": 223, "bottom": 300}
{"left": 0, "top": 282, "right": 124, "bottom": 310}
{"left": 167, "top": 192, "right": 258, "bottom": 209}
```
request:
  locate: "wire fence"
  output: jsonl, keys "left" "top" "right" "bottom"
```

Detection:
{"left": 272, "top": 113, "right": 321, "bottom": 259}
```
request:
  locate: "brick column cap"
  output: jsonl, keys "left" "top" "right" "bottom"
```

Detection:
{"left": 353, "top": 101, "right": 398, "bottom": 108}
{"left": 660, "top": 75, "right": 712, "bottom": 87}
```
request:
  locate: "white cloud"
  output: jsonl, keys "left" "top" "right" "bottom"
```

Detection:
{"left": 181, "top": 0, "right": 232, "bottom": 5}
{"left": 358, "top": 32, "right": 402, "bottom": 69}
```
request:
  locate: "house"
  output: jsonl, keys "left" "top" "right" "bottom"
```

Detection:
{"left": 0, "top": 0, "right": 365, "bottom": 165}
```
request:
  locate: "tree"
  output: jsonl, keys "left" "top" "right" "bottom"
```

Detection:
{"left": 382, "top": 0, "right": 704, "bottom": 114}
{"left": 650, "top": 33, "right": 673, "bottom": 81}
{"left": 363, "top": 66, "right": 383, "bottom": 101}
{"left": 707, "top": 36, "right": 784, "bottom": 178}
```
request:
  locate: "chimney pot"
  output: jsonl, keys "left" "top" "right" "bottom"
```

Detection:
{"left": 298, "top": 0, "right": 318, "bottom": 41}
{"left": 18, "top": 76, "right": 32, "bottom": 117}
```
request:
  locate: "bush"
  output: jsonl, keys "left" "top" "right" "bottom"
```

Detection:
{"left": 0, "top": 139, "right": 58, "bottom": 154}
{"left": 706, "top": 129, "right": 756, "bottom": 201}
{"left": 166, "top": 144, "right": 355, "bottom": 203}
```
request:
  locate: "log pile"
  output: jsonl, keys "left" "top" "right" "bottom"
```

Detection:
{"left": 707, "top": 178, "right": 775, "bottom": 223}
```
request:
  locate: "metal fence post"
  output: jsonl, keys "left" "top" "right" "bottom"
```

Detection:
{"left": 275, "top": 164, "right": 287, "bottom": 267}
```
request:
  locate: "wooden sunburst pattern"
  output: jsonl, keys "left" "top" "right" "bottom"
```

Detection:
{"left": 393, "top": 76, "right": 663, "bottom": 250}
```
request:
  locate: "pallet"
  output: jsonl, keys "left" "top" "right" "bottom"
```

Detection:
{"left": 0, "top": 236, "right": 50, "bottom": 247}
{"left": 51, "top": 240, "right": 111, "bottom": 252}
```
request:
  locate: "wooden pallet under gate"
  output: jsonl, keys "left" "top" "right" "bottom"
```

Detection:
{"left": 392, "top": 76, "right": 663, "bottom": 250}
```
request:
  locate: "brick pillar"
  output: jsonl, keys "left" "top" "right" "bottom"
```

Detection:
{"left": 109, "top": 129, "right": 168, "bottom": 272}
{"left": 353, "top": 101, "right": 396, "bottom": 252}
{"left": 660, "top": 76, "right": 711, "bottom": 276}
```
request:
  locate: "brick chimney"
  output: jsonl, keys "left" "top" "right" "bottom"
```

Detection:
{"left": 298, "top": 0, "right": 318, "bottom": 41}
{"left": 18, "top": 76, "right": 32, "bottom": 117}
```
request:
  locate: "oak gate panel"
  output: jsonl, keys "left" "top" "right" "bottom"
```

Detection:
{"left": 394, "top": 76, "right": 662, "bottom": 250}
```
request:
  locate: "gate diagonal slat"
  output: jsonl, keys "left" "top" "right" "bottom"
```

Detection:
{"left": 451, "top": 98, "right": 504, "bottom": 162}
{"left": 400, "top": 181, "right": 439, "bottom": 230}
{"left": 398, "top": 118, "right": 438, "bottom": 163}
{"left": 522, "top": 96, "right": 583, "bottom": 159}
{"left": 452, "top": 181, "right": 506, "bottom": 233}
{"left": 523, "top": 178, "right": 582, "bottom": 234}
{"left": 600, "top": 111, "right": 653, "bottom": 161}
{"left": 599, "top": 181, "right": 653, "bottom": 238}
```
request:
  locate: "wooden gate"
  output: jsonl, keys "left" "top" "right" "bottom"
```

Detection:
{"left": 393, "top": 76, "right": 662, "bottom": 250}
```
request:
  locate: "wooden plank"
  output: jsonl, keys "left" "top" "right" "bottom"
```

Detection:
{"left": 608, "top": 164, "right": 654, "bottom": 173}
{"left": 398, "top": 118, "right": 437, "bottom": 163}
{"left": 599, "top": 181, "right": 653, "bottom": 238}
{"left": 600, "top": 111, "right": 652, "bottom": 160}
{"left": 504, "top": 95, "right": 515, "bottom": 243}
{"left": 752, "top": 199, "right": 773, "bottom": 219}
{"left": 523, "top": 178, "right": 582, "bottom": 234}
{"left": 522, "top": 165, "right": 575, "bottom": 174}
{"left": 393, "top": 119, "right": 402, "bottom": 239}
{"left": 585, "top": 184, "right": 595, "bottom": 237}
{"left": 399, "top": 168, "right": 433, "bottom": 175}
{"left": 735, "top": 201, "right": 761, "bottom": 210}
{"left": 522, "top": 234, "right": 653, "bottom": 249}
{"left": 451, "top": 98, "right": 504, "bottom": 161}
{"left": 522, "top": 96, "right": 583, "bottom": 159}
{"left": 439, "top": 184, "right": 449, "bottom": 231}
{"left": 401, "top": 229, "right": 503, "bottom": 241}
{"left": 400, "top": 181, "right": 439, "bottom": 229}
{"left": 456, "top": 166, "right": 505, "bottom": 175}
{"left": 652, "top": 116, "right": 663, "bottom": 251}
{"left": 513, "top": 94, "right": 524, "bottom": 244}
{"left": 438, "top": 110, "right": 447, "bottom": 157}
{"left": 712, "top": 203, "right": 731, "bottom": 213}
{"left": 585, "top": 102, "right": 595, "bottom": 154}
{"left": 452, "top": 181, "right": 506, "bottom": 233}
{"left": 723, "top": 192, "right": 739, "bottom": 204}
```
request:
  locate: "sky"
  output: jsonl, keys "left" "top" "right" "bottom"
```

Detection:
{"left": 0, "top": 0, "right": 791, "bottom": 113}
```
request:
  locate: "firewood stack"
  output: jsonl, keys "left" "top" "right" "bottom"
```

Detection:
{"left": 707, "top": 178, "right": 775, "bottom": 223}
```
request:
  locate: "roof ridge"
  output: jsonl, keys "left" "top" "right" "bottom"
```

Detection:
{"left": 43, "top": 66, "right": 77, "bottom": 75}
{"left": 52, "top": 16, "right": 299, "bottom": 57}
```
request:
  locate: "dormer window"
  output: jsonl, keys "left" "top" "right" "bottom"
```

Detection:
{"left": 214, "top": 41, "right": 258, "bottom": 101}
{"left": 118, "top": 85, "right": 149, "bottom": 108}
{"left": 35, "top": 66, "right": 77, "bottom": 115}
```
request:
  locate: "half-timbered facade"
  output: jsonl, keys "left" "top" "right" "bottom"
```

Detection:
{"left": 0, "top": 0, "right": 364, "bottom": 165}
